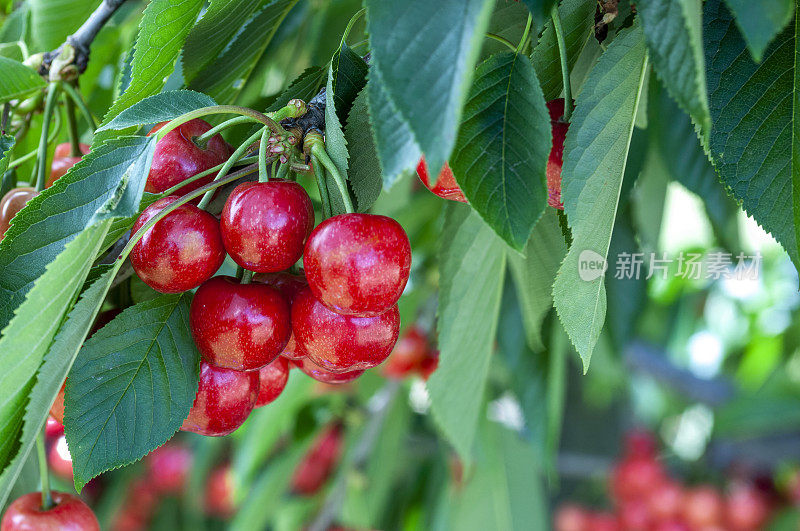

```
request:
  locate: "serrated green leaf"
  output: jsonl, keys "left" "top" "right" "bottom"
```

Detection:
{"left": 452, "top": 51, "right": 550, "bottom": 251}
{"left": 65, "top": 295, "right": 200, "bottom": 490}
{"left": 531, "top": 0, "right": 595, "bottom": 101}
{"left": 331, "top": 42, "right": 368, "bottom": 125}
{"left": 104, "top": 0, "right": 204, "bottom": 121}
{"left": 483, "top": 0, "right": 530, "bottom": 58}
{"left": 552, "top": 23, "right": 649, "bottom": 369}
{"left": 365, "top": 0, "right": 494, "bottom": 181}
{"left": 345, "top": 88, "right": 383, "bottom": 211}
{"left": 519, "top": 0, "right": 557, "bottom": 29}
{"left": 324, "top": 62, "right": 351, "bottom": 216}
{"left": 638, "top": 0, "right": 710, "bottom": 138}
{"left": 427, "top": 204, "right": 506, "bottom": 462}
{"left": 705, "top": 0, "right": 799, "bottom": 267}
{"left": 188, "top": 0, "right": 299, "bottom": 104}
{"left": 29, "top": 0, "right": 97, "bottom": 51}
{"left": 97, "top": 90, "right": 218, "bottom": 133}
{"left": 265, "top": 67, "right": 326, "bottom": 113}
{"left": 723, "top": 0, "right": 794, "bottom": 61}
{"left": 794, "top": 6, "right": 800, "bottom": 265}
{"left": 0, "top": 135, "right": 14, "bottom": 175}
{"left": 0, "top": 57, "right": 45, "bottom": 103}
{"left": 508, "top": 210, "right": 566, "bottom": 351}
{"left": 181, "top": 0, "right": 264, "bottom": 84}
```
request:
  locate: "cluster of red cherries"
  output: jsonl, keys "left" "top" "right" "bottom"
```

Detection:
{"left": 554, "top": 431, "right": 777, "bottom": 531}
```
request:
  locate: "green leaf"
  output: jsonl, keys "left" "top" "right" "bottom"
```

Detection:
{"left": 519, "top": 0, "right": 557, "bottom": 29}
{"left": 552, "top": 23, "right": 649, "bottom": 369}
{"left": 0, "top": 135, "right": 156, "bottom": 330}
{"left": 483, "top": 0, "right": 531, "bottom": 58}
{"left": 638, "top": 0, "right": 711, "bottom": 137}
{"left": 364, "top": 0, "right": 494, "bottom": 181}
{"left": 104, "top": 0, "right": 205, "bottom": 121}
{"left": 531, "top": 0, "right": 595, "bottom": 101}
{"left": 0, "top": 57, "right": 45, "bottom": 103}
{"left": 345, "top": 88, "right": 383, "bottom": 212}
{"left": 0, "top": 135, "right": 14, "bottom": 176}
{"left": 331, "top": 42, "right": 368, "bottom": 125}
{"left": 97, "top": 90, "right": 218, "bottom": 133}
{"left": 324, "top": 62, "right": 351, "bottom": 216}
{"left": 704, "top": 0, "right": 800, "bottom": 267}
{"left": 188, "top": 0, "right": 299, "bottom": 104}
{"left": 723, "top": 0, "right": 794, "bottom": 61}
{"left": 451, "top": 51, "right": 550, "bottom": 251}
{"left": 427, "top": 204, "right": 507, "bottom": 461}
{"left": 65, "top": 295, "right": 200, "bottom": 490}
{"left": 181, "top": 0, "right": 264, "bottom": 84}
{"left": 508, "top": 210, "right": 566, "bottom": 351}
{"left": 795, "top": 7, "right": 800, "bottom": 265}
{"left": 264, "top": 67, "right": 326, "bottom": 113}
{"left": 29, "top": 0, "right": 97, "bottom": 50}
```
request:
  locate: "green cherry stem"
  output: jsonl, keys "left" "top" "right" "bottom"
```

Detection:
{"left": 240, "top": 270, "right": 254, "bottom": 285}
{"left": 35, "top": 82, "right": 62, "bottom": 192}
{"left": 36, "top": 432, "right": 53, "bottom": 511}
{"left": 195, "top": 116, "right": 256, "bottom": 146}
{"left": 267, "top": 99, "right": 308, "bottom": 122}
{"left": 157, "top": 156, "right": 258, "bottom": 199}
{"left": 311, "top": 155, "right": 332, "bottom": 219}
{"left": 485, "top": 33, "right": 517, "bottom": 52}
{"left": 310, "top": 143, "right": 353, "bottom": 213}
{"left": 155, "top": 106, "right": 283, "bottom": 142}
{"left": 61, "top": 82, "right": 96, "bottom": 132}
{"left": 258, "top": 128, "right": 269, "bottom": 183}
{"left": 551, "top": 4, "right": 572, "bottom": 121}
{"left": 274, "top": 161, "right": 290, "bottom": 181}
{"left": 516, "top": 14, "right": 533, "bottom": 54}
{"left": 197, "top": 128, "right": 265, "bottom": 210}
{"left": 63, "top": 92, "right": 81, "bottom": 157}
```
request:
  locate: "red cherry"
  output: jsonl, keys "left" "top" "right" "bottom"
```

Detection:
{"left": 147, "top": 119, "right": 233, "bottom": 196}
{"left": 617, "top": 498, "right": 650, "bottom": 530}
{"left": 130, "top": 196, "right": 225, "bottom": 293}
{"left": 45, "top": 416, "right": 64, "bottom": 439}
{"left": 204, "top": 466, "right": 235, "bottom": 518}
{"left": 1, "top": 491, "right": 99, "bottom": 531}
{"left": 190, "top": 276, "right": 291, "bottom": 371}
{"left": 546, "top": 99, "right": 569, "bottom": 210}
{"left": 291, "top": 425, "right": 343, "bottom": 495}
{"left": 609, "top": 456, "right": 665, "bottom": 503}
{"left": 253, "top": 272, "right": 309, "bottom": 361}
{"left": 180, "top": 361, "right": 258, "bottom": 436}
{"left": 0, "top": 187, "right": 37, "bottom": 241}
{"left": 418, "top": 350, "right": 439, "bottom": 380}
{"left": 255, "top": 357, "right": 290, "bottom": 406}
{"left": 49, "top": 383, "right": 65, "bottom": 425}
{"left": 682, "top": 486, "right": 724, "bottom": 528}
{"left": 304, "top": 213, "right": 411, "bottom": 317}
{"left": 725, "top": 483, "right": 770, "bottom": 530}
{"left": 145, "top": 443, "right": 193, "bottom": 494}
{"left": 111, "top": 479, "right": 158, "bottom": 531}
{"left": 293, "top": 357, "right": 364, "bottom": 384}
{"left": 586, "top": 512, "right": 620, "bottom": 531}
{"left": 553, "top": 504, "right": 590, "bottom": 531}
{"left": 292, "top": 287, "right": 400, "bottom": 373}
{"left": 47, "top": 142, "right": 90, "bottom": 188}
{"left": 624, "top": 428, "right": 658, "bottom": 459}
{"left": 382, "top": 325, "right": 431, "bottom": 379}
{"left": 650, "top": 521, "right": 690, "bottom": 531}
{"left": 415, "top": 158, "right": 467, "bottom": 202}
{"left": 48, "top": 435, "right": 73, "bottom": 480}
{"left": 647, "top": 480, "right": 684, "bottom": 521}
{"left": 221, "top": 181, "right": 314, "bottom": 273}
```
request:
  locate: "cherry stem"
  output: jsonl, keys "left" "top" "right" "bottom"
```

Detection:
{"left": 267, "top": 100, "right": 308, "bottom": 122}
{"left": 196, "top": 128, "right": 265, "bottom": 210}
{"left": 194, "top": 116, "right": 255, "bottom": 147}
{"left": 61, "top": 82, "right": 96, "bottom": 132}
{"left": 157, "top": 156, "right": 258, "bottom": 199}
{"left": 240, "top": 270, "right": 254, "bottom": 285}
{"left": 311, "top": 154, "right": 332, "bottom": 218}
{"left": 63, "top": 92, "right": 81, "bottom": 157}
{"left": 551, "top": 4, "right": 572, "bottom": 122}
{"left": 274, "top": 161, "right": 289, "bottom": 181}
{"left": 36, "top": 433, "right": 53, "bottom": 511}
{"left": 258, "top": 128, "right": 269, "bottom": 183}
{"left": 155, "top": 106, "right": 283, "bottom": 142}
{"left": 35, "top": 82, "right": 62, "bottom": 192}
{"left": 517, "top": 14, "right": 533, "bottom": 54}
{"left": 485, "top": 33, "right": 517, "bottom": 52}
{"left": 311, "top": 143, "right": 353, "bottom": 213}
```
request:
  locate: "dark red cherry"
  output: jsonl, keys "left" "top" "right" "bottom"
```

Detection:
{"left": 303, "top": 213, "right": 411, "bottom": 317}
{"left": 416, "top": 158, "right": 467, "bottom": 202}
{"left": 45, "top": 416, "right": 64, "bottom": 439}
{"left": 180, "top": 361, "right": 258, "bottom": 437}
{"left": 547, "top": 99, "right": 569, "bottom": 210}
{"left": 204, "top": 466, "right": 235, "bottom": 518}
{"left": 255, "top": 356, "right": 290, "bottom": 407}
{"left": 0, "top": 187, "right": 37, "bottom": 241}
{"left": 190, "top": 276, "right": 291, "bottom": 371}
{"left": 147, "top": 119, "right": 233, "bottom": 196}
{"left": 382, "top": 325, "right": 431, "bottom": 379}
{"left": 291, "top": 425, "right": 343, "bottom": 496}
{"left": 292, "top": 287, "right": 400, "bottom": 373}
{"left": 221, "top": 181, "right": 314, "bottom": 273}
{"left": 254, "top": 272, "right": 308, "bottom": 361}
{"left": 47, "top": 142, "right": 90, "bottom": 188}
{"left": 146, "top": 443, "right": 193, "bottom": 494}
{"left": 293, "top": 357, "right": 364, "bottom": 384}
{"left": 1, "top": 491, "right": 99, "bottom": 531}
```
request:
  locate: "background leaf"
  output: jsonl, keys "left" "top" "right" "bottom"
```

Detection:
{"left": 29, "top": 0, "right": 97, "bottom": 50}
{"left": 0, "top": 135, "right": 13, "bottom": 175}
{"left": 96, "top": 90, "right": 217, "bottom": 133}
{"left": 324, "top": 62, "right": 350, "bottom": 216}
{"left": 723, "top": 0, "right": 794, "bottom": 61}
{"left": 451, "top": 51, "right": 550, "bottom": 251}
{"left": 518, "top": 0, "right": 557, "bottom": 30}
{"left": 344, "top": 88, "right": 382, "bottom": 211}
{"left": 0, "top": 57, "right": 45, "bottom": 103}
{"left": 330, "top": 42, "right": 368, "bottom": 125}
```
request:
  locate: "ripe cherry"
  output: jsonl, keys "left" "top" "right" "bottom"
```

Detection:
{"left": 254, "top": 272, "right": 309, "bottom": 361}
{"left": 293, "top": 357, "right": 364, "bottom": 384}
{"left": 586, "top": 512, "right": 620, "bottom": 531}
{"left": 647, "top": 480, "right": 684, "bottom": 521}
{"left": 145, "top": 443, "right": 193, "bottom": 494}
{"left": 0, "top": 188, "right": 37, "bottom": 241}
{"left": 291, "top": 424, "right": 343, "bottom": 496}
{"left": 112, "top": 479, "right": 158, "bottom": 531}
{"left": 553, "top": 504, "right": 590, "bottom": 531}
{"left": 726, "top": 483, "right": 770, "bottom": 530}
{"left": 304, "top": 213, "right": 411, "bottom": 317}
{"left": 624, "top": 428, "right": 658, "bottom": 459}
{"left": 382, "top": 325, "right": 431, "bottom": 379}
{"left": 49, "top": 383, "right": 65, "bottom": 425}
{"left": 609, "top": 456, "right": 664, "bottom": 503}
{"left": 221, "top": 181, "right": 314, "bottom": 273}
{"left": 255, "top": 356, "right": 290, "bottom": 406}
{"left": 546, "top": 99, "right": 569, "bottom": 210}
{"left": 180, "top": 361, "right": 258, "bottom": 437}
{"left": 292, "top": 287, "right": 400, "bottom": 373}
{"left": 617, "top": 498, "right": 650, "bottom": 530}
{"left": 48, "top": 435, "right": 74, "bottom": 480}
{"left": 147, "top": 119, "right": 233, "bottom": 196}
{"left": 130, "top": 196, "right": 225, "bottom": 293}
{"left": 681, "top": 486, "right": 724, "bottom": 528}
{"left": 47, "top": 142, "right": 90, "bottom": 188}
{"left": 45, "top": 416, "right": 64, "bottom": 439}
{"left": 1, "top": 491, "right": 99, "bottom": 531}
{"left": 415, "top": 158, "right": 467, "bottom": 202}
{"left": 191, "top": 276, "right": 291, "bottom": 371}
{"left": 204, "top": 466, "right": 235, "bottom": 518}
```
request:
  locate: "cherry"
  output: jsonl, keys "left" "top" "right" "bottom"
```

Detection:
{"left": 111, "top": 479, "right": 158, "bottom": 531}
{"left": 586, "top": 512, "right": 620, "bottom": 531}
{"left": 147, "top": 119, "right": 233, "bottom": 196}
{"left": 291, "top": 424, "right": 343, "bottom": 496}
{"left": 47, "top": 142, "right": 90, "bottom": 188}
{"left": 553, "top": 504, "right": 590, "bottom": 531}
{"left": 1, "top": 491, "right": 99, "bottom": 531}
{"left": 221, "top": 181, "right": 314, "bottom": 272}
{"left": 49, "top": 383, "right": 65, "bottom": 425}
{"left": 623, "top": 428, "right": 658, "bottom": 459}
{"left": 617, "top": 498, "right": 650, "bottom": 530}
{"left": 546, "top": 99, "right": 569, "bottom": 210}
{"left": 415, "top": 158, "right": 467, "bottom": 202}
{"left": 382, "top": 325, "right": 431, "bottom": 379}
{"left": 0, "top": 188, "right": 37, "bottom": 241}
{"left": 647, "top": 480, "right": 684, "bottom": 521}
{"left": 650, "top": 521, "right": 690, "bottom": 531}
{"left": 45, "top": 416, "right": 64, "bottom": 439}
{"left": 130, "top": 196, "right": 225, "bottom": 293}
{"left": 418, "top": 350, "right": 439, "bottom": 380}
{"left": 681, "top": 486, "right": 724, "bottom": 528}
{"left": 48, "top": 435, "right": 73, "bottom": 480}
{"left": 304, "top": 213, "right": 411, "bottom": 317}
{"left": 292, "top": 287, "right": 400, "bottom": 373}
{"left": 180, "top": 361, "right": 258, "bottom": 437}
{"left": 204, "top": 466, "right": 235, "bottom": 518}
{"left": 255, "top": 356, "right": 290, "bottom": 406}
{"left": 190, "top": 276, "right": 291, "bottom": 371}
{"left": 609, "top": 456, "right": 664, "bottom": 503}
{"left": 725, "top": 483, "right": 770, "bottom": 530}
{"left": 254, "top": 272, "right": 309, "bottom": 361}
{"left": 292, "top": 357, "right": 364, "bottom": 384}
{"left": 145, "top": 443, "right": 193, "bottom": 494}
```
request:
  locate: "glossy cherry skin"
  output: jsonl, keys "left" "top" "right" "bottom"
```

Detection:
{"left": 48, "top": 435, "right": 73, "bottom": 480}
{"left": 304, "top": 213, "right": 411, "bottom": 317}
{"left": 547, "top": 99, "right": 569, "bottom": 210}
{"left": 255, "top": 356, "right": 290, "bottom": 406}
{"left": 44, "top": 416, "right": 64, "bottom": 439}
{"left": 147, "top": 119, "right": 233, "bottom": 196}
{"left": 254, "top": 272, "right": 308, "bottom": 361}
{"left": 416, "top": 158, "right": 467, "bottom": 202}
{"left": 1, "top": 491, "right": 99, "bottom": 531}
{"left": 609, "top": 455, "right": 664, "bottom": 503}
{"left": 146, "top": 443, "right": 193, "bottom": 494}
{"left": 190, "top": 276, "right": 291, "bottom": 371}
{"left": 221, "top": 181, "right": 314, "bottom": 273}
{"left": 681, "top": 486, "right": 724, "bottom": 528}
{"left": 130, "top": 196, "right": 226, "bottom": 294}
{"left": 292, "top": 287, "right": 400, "bottom": 373}
{"left": 47, "top": 142, "right": 90, "bottom": 188}
{"left": 291, "top": 425, "right": 343, "bottom": 496}
{"left": 180, "top": 361, "right": 258, "bottom": 437}
{"left": 382, "top": 325, "right": 439, "bottom": 380}
{"left": 49, "top": 383, "right": 65, "bottom": 425}
{"left": 553, "top": 504, "right": 590, "bottom": 531}
{"left": 204, "top": 466, "right": 235, "bottom": 518}
{"left": 0, "top": 188, "right": 37, "bottom": 241}
{"left": 293, "top": 357, "right": 364, "bottom": 384}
